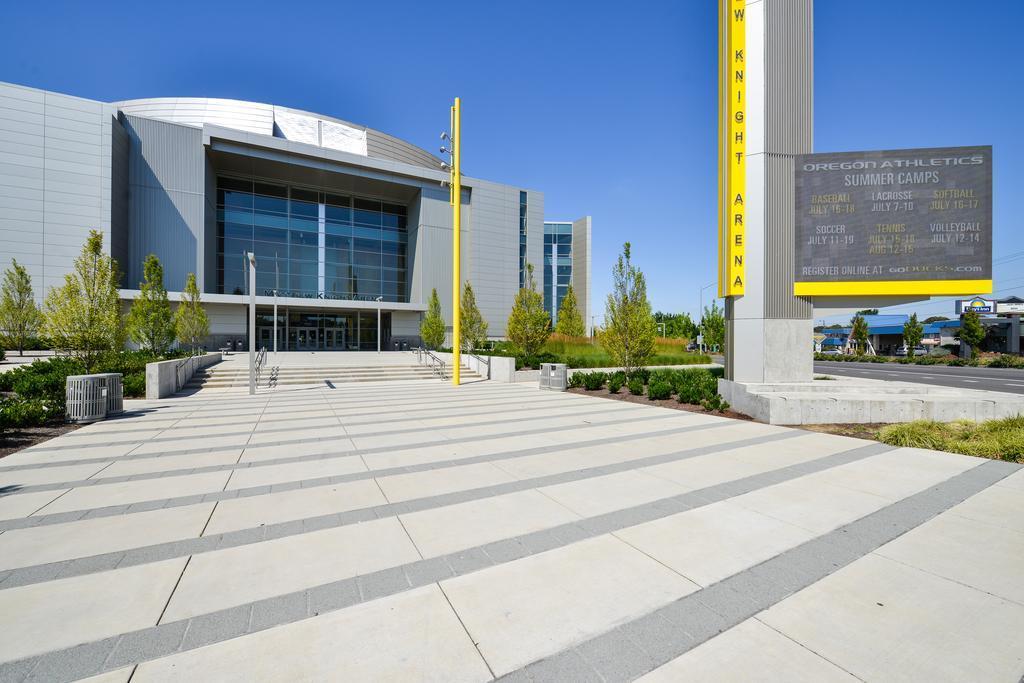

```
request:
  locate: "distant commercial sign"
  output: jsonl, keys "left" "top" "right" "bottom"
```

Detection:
{"left": 998, "top": 302, "right": 1024, "bottom": 314}
{"left": 956, "top": 297, "right": 996, "bottom": 314}
{"left": 794, "top": 145, "right": 992, "bottom": 296}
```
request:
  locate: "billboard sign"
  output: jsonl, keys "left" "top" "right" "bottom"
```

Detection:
{"left": 794, "top": 145, "right": 992, "bottom": 296}
{"left": 717, "top": 0, "right": 746, "bottom": 297}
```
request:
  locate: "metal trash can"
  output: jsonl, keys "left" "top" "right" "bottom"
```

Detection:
{"left": 539, "top": 363, "right": 568, "bottom": 391}
{"left": 95, "top": 373, "right": 124, "bottom": 416}
{"left": 66, "top": 375, "right": 108, "bottom": 423}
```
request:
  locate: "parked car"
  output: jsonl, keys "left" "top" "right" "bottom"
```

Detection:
{"left": 820, "top": 348, "right": 843, "bottom": 356}
{"left": 894, "top": 345, "right": 926, "bottom": 357}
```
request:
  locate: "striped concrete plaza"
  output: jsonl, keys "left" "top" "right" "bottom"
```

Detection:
{"left": 0, "top": 379, "right": 1020, "bottom": 682}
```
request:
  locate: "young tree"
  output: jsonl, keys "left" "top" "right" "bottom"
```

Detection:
{"left": 959, "top": 310, "right": 986, "bottom": 360}
{"left": 419, "top": 287, "right": 446, "bottom": 350}
{"left": 127, "top": 254, "right": 175, "bottom": 355}
{"left": 507, "top": 263, "right": 551, "bottom": 356}
{"left": 554, "top": 284, "right": 585, "bottom": 337}
{"left": 601, "top": 242, "right": 657, "bottom": 376}
{"left": 850, "top": 314, "right": 870, "bottom": 354}
{"left": 459, "top": 281, "right": 488, "bottom": 352}
{"left": 174, "top": 272, "right": 210, "bottom": 355}
{"left": 0, "top": 259, "right": 42, "bottom": 356}
{"left": 700, "top": 301, "right": 725, "bottom": 351}
{"left": 856, "top": 308, "right": 879, "bottom": 316}
{"left": 42, "top": 230, "right": 122, "bottom": 371}
{"left": 902, "top": 313, "right": 924, "bottom": 358}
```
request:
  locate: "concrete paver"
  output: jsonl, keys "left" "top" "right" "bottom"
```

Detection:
{"left": 161, "top": 517, "right": 420, "bottom": 621}
{"left": 638, "top": 618, "right": 858, "bottom": 682}
{"left": 616, "top": 500, "right": 816, "bottom": 587}
{"left": 400, "top": 489, "right": 581, "bottom": 558}
{"left": 135, "top": 585, "right": 492, "bottom": 682}
{"left": 0, "top": 558, "right": 187, "bottom": 662}
{"left": 202, "top": 479, "right": 387, "bottom": 536}
{"left": 0, "top": 372, "right": 1019, "bottom": 682}
{"left": 0, "top": 503, "right": 214, "bottom": 570}
{"left": 441, "top": 535, "right": 700, "bottom": 676}
{"left": 759, "top": 553, "right": 1024, "bottom": 682}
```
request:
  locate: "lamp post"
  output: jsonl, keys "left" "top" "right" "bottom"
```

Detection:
{"left": 698, "top": 281, "right": 716, "bottom": 353}
{"left": 376, "top": 296, "right": 383, "bottom": 353}
{"left": 247, "top": 252, "right": 257, "bottom": 395}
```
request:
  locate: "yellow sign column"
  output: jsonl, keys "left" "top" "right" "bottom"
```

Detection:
{"left": 451, "top": 98, "right": 462, "bottom": 385}
{"left": 719, "top": 0, "right": 745, "bottom": 296}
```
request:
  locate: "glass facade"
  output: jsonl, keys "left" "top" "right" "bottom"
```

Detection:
{"left": 254, "top": 308, "right": 390, "bottom": 352}
{"left": 216, "top": 176, "right": 408, "bottom": 303}
{"left": 543, "top": 222, "right": 573, "bottom": 324}
{"left": 518, "top": 190, "right": 528, "bottom": 288}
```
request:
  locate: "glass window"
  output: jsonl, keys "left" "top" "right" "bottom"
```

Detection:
{"left": 289, "top": 274, "right": 317, "bottom": 292}
{"left": 354, "top": 198, "right": 381, "bottom": 213}
{"left": 223, "top": 222, "right": 253, "bottom": 240}
{"left": 325, "top": 235, "right": 351, "bottom": 251}
{"left": 290, "top": 187, "right": 318, "bottom": 204}
{"left": 289, "top": 216, "right": 319, "bottom": 232}
{"left": 353, "top": 250, "right": 381, "bottom": 267}
{"left": 353, "top": 209, "right": 381, "bottom": 227}
{"left": 325, "top": 193, "right": 350, "bottom": 208}
{"left": 325, "top": 206, "right": 351, "bottom": 223}
{"left": 253, "top": 182, "right": 287, "bottom": 198}
{"left": 289, "top": 230, "right": 319, "bottom": 247}
{"left": 290, "top": 261, "right": 318, "bottom": 276}
{"left": 382, "top": 202, "right": 406, "bottom": 216}
{"left": 288, "top": 244, "right": 317, "bottom": 262}
{"left": 253, "top": 194, "right": 287, "bottom": 214}
{"left": 353, "top": 237, "right": 380, "bottom": 253}
{"left": 253, "top": 226, "right": 287, "bottom": 243}
{"left": 254, "top": 211, "right": 289, "bottom": 230}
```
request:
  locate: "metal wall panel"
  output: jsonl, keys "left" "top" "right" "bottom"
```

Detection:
{"left": 762, "top": 0, "right": 813, "bottom": 320}
{"left": 0, "top": 83, "right": 118, "bottom": 301}
{"left": 571, "top": 216, "right": 592, "bottom": 333}
{"left": 123, "top": 114, "right": 205, "bottom": 291}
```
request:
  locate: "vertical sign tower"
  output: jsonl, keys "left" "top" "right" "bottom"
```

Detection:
{"left": 719, "top": 0, "right": 745, "bottom": 297}
{"left": 719, "top": 0, "right": 814, "bottom": 385}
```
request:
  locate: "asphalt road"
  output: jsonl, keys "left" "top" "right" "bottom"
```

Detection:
{"left": 814, "top": 360, "right": 1024, "bottom": 395}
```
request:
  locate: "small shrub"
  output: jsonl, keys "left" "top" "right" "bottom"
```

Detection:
{"left": 674, "top": 369, "right": 718, "bottom": 405}
{"left": 987, "top": 354, "right": 1024, "bottom": 369}
{"left": 581, "top": 371, "right": 607, "bottom": 391}
{"left": 631, "top": 368, "right": 651, "bottom": 385}
{"left": 627, "top": 377, "right": 644, "bottom": 395}
{"left": 123, "top": 372, "right": 146, "bottom": 398}
{"left": 647, "top": 379, "right": 672, "bottom": 400}
{"left": 0, "top": 396, "right": 52, "bottom": 428}
{"left": 567, "top": 372, "right": 585, "bottom": 389}
{"left": 607, "top": 375, "right": 623, "bottom": 394}
{"left": 700, "top": 394, "right": 730, "bottom": 412}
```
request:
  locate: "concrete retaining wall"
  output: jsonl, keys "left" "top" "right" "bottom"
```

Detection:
{"left": 430, "top": 352, "right": 516, "bottom": 383}
{"left": 146, "top": 353, "right": 221, "bottom": 399}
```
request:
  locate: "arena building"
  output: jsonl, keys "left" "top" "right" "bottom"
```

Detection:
{"left": 0, "top": 81, "right": 591, "bottom": 350}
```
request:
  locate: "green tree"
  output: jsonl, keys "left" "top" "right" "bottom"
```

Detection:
{"left": 42, "top": 230, "right": 122, "bottom": 371}
{"left": 127, "top": 254, "right": 175, "bottom": 355}
{"left": 0, "top": 259, "right": 42, "bottom": 356}
{"left": 459, "top": 281, "right": 488, "bottom": 352}
{"left": 902, "top": 313, "right": 924, "bottom": 358}
{"left": 653, "top": 311, "right": 699, "bottom": 340}
{"left": 601, "top": 242, "right": 657, "bottom": 376}
{"left": 959, "top": 310, "right": 986, "bottom": 360}
{"left": 420, "top": 288, "right": 446, "bottom": 350}
{"left": 850, "top": 314, "right": 870, "bottom": 354}
{"left": 856, "top": 308, "right": 879, "bottom": 316}
{"left": 554, "top": 284, "right": 585, "bottom": 337}
{"left": 174, "top": 272, "right": 210, "bottom": 355}
{"left": 700, "top": 301, "right": 725, "bottom": 351}
{"left": 507, "top": 263, "right": 551, "bottom": 356}
{"left": 923, "top": 315, "right": 949, "bottom": 324}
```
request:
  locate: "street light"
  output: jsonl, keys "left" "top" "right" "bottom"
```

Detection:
{"left": 376, "top": 296, "right": 383, "bottom": 353}
{"left": 247, "top": 252, "right": 257, "bottom": 395}
{"left": 698, "top": 281, "right": 716, "bottom": 353}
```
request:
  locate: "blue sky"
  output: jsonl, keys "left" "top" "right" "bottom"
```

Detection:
{"left": 1, "top": 1, "right": 1018, "bottom": 322}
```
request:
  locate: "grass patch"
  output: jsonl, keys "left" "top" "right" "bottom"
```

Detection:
{"left": 491, "top": 334, "right": 711, "bottom": 369}
{"left": 877, "top": 416, "right": 1024, "bottom": 463}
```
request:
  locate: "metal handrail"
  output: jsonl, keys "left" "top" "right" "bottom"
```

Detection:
{"left": 466, "top": 351, "right": 490, "bottom": 368}
{"left": 254, "top": 346, "right": 268, "bottom": 384}
{"left": 416, "top": 347, "right": 448, "bottom": 380}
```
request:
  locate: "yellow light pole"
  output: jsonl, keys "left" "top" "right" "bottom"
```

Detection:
{"left": 450, "top": 97, "right": 462, "bottom": 385}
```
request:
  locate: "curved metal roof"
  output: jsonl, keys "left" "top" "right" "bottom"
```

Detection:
{"left": 113, "top": 97, "right": 443, "bottom": 171}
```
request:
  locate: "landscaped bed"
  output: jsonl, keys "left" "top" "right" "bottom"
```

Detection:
{"left": 798, "top": 418, "right": 1024, "bottom": 464}
{"left": 567, "top": 367, "right": 749, "bottom": 419}
{"left": 474, "top": 334, "right": 711, "bottom": 370}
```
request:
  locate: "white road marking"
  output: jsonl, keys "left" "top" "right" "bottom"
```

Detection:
{"left": 1006, "top": 383, "right": 1024, "bottom": 387}
{"left": 963, "top": 379, "right": 978, "bottom": 383}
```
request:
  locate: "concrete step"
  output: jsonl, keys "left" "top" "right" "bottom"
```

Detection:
{"left": 184, "top": 364, "right": 482, "bottom": 389}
